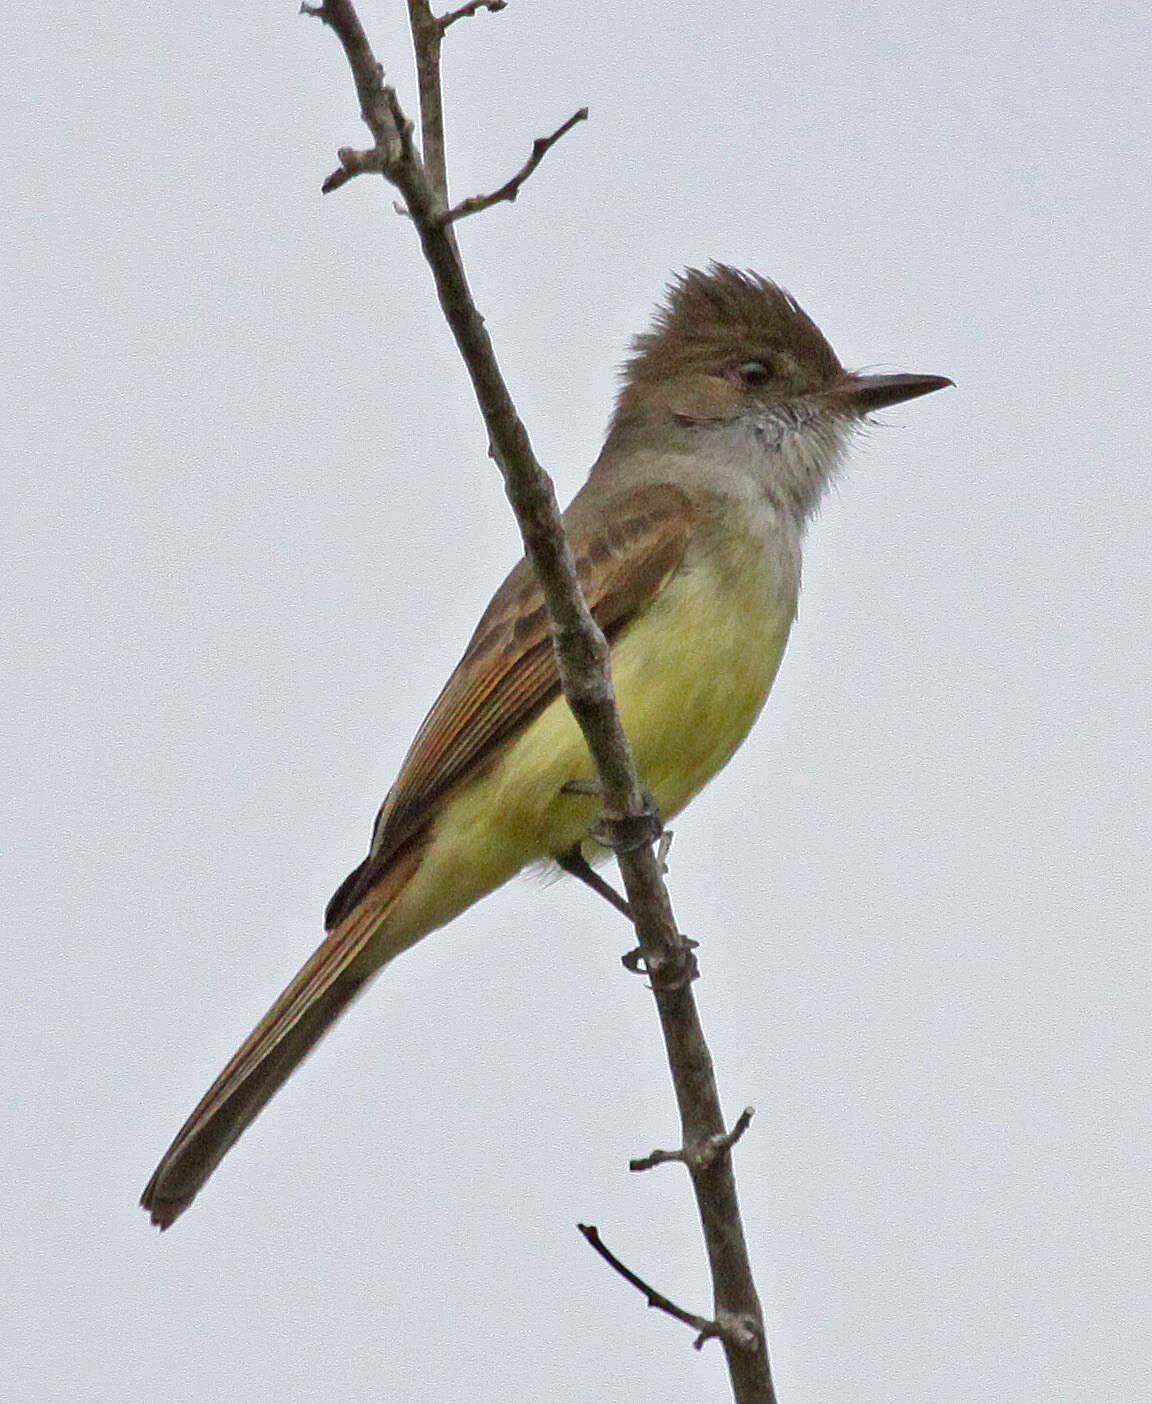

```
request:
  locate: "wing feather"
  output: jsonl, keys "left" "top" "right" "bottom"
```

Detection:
{"left": 325, "top": 483, "right": 696, "bottom": 928}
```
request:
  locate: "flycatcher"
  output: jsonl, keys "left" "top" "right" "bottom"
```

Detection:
{"left": 142, "top": 265, "right": 950, "bottom": 1227}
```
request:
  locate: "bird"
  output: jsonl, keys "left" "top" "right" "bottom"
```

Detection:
{"left": 141, "top": 264, "right": 951, "bottom": 1227}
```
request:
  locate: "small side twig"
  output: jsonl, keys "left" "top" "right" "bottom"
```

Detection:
{"left": 577, "top": 1224, "right": 720, "bottom": 1350}
{"left": 631, "top": 1107, "right": 755, "bottom": 1173}
{"left": 439, "top": 0, "right": 505, "bottom": 29}
{"left": 438, "top": 108, "right": 588, "bottom": 224}
{"left": 321, "top": 145, "right": 385, "bottom": 193}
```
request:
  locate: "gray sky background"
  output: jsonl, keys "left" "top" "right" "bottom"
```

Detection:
{"left": 4, "top": 2, "right": 1149, "bottom": 1401}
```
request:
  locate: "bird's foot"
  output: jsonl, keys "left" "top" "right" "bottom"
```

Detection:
{"left": 589, "top": 790, "right": 663, "bottom": 854}
{"left": 622, "top": 935, "right": 700, "bottom": 989}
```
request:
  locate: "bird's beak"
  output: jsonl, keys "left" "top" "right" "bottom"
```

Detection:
{"left": 822, "top": 370, "right": 954, "bottom": 414}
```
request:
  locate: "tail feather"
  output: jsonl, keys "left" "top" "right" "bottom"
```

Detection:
{"left": 141, "top": 846, "right": 422, "bottom": 1229}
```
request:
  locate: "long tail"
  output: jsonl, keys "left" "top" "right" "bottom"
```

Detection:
{"left": 141, "top": 846, "right": 422, "bottom": 1229}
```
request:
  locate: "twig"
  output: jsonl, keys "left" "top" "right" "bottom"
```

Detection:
{"left": 631, "top": 1107, "right": 756, "bottom": 1172}
{"left": 321, "top": 145, "right": 385, "bottom": 193}
{"left": 439, "top": 109, "right": 588, "bottom": 224}
{"left": 439, "top": 0, "right": 506, "bottom": 29}
{"left": 577, "top": 1224, "right": 721, "bottom": 1350}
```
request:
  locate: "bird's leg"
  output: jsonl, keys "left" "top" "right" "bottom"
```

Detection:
{"left": 555, "top": 846, "right": 633, "bottom": 921}
{"left": 556, "top": 794, "right": 692, "bottom": 983}
{"left": 561, "top": 779, "right": 665, "bottom": 851}
{"left": 556, "top": 779, "right": 669, "bottom": 925}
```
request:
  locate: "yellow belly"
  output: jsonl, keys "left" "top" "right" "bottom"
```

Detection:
{"left": 384, "top": 550, "right": 793, "bottom": 945}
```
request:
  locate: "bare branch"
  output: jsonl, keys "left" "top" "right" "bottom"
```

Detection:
{"left": 577, "top": 1225, "right": 721, "bottom": 1350}
{"left": 407, "top": 0, "right": 450, "bottom": 207}
{"left": 439, "top": 109, "right": 589, "bottom": 224}
{"left": 308, "top": 6, "right": 777, "bottom": 1400}
{"left": 439, "top": 0, "right": 506, "bottom": 30}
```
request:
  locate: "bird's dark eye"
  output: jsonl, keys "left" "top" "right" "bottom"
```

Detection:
{"left": 735, "top": 360, "right": 773, "bottom": 387}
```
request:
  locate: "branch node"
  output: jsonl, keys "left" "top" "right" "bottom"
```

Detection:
{"left": 438, "top": 108, "right": 588, "bottom": 224}
{"left": 715, "top": 1309, "right": 764, "bottom": 1354}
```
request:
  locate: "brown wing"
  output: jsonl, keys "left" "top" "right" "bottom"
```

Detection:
{"left": 324, "top": 482, "right": 697, "bottom": 928}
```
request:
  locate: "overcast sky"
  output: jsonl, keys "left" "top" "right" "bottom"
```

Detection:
{"left": 4, "top": 2, "right": 1149, "bottom": 1401}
